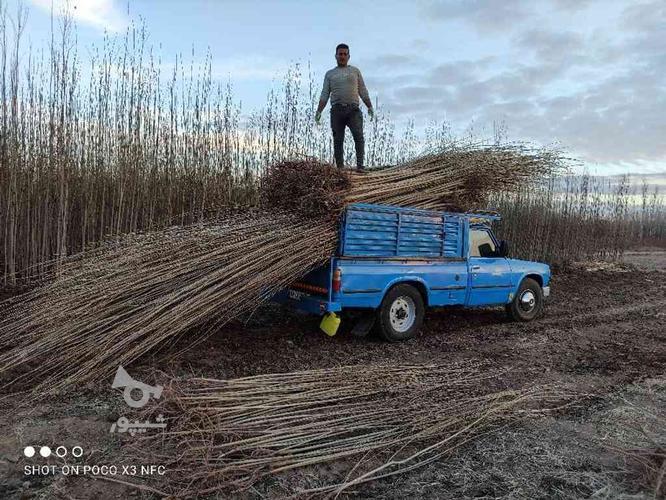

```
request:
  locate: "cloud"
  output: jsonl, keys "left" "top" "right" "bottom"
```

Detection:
{"left": 28, "top": 0, "right": 128, "bottom": 33}
{"left": 210, "top": 55, "right": 290, "bottom": 81}
{"left": 411, "top": 38, "right": 430, "bottom": 50}
{"left": 364, "top": 73, "right": 421, "bottom": 94}
{"left": 365, "top": 54, "right": 429, "bottom": 69}
{"left": 393, "top": 85, "right": 445, "bottom": 102}
{"left": 515, "top": 29, "right": 585, "bottom": 62}
{"left": 549, "top": 0, "right": 598, "bottom": 11}
{"left": 460, "top": 60, "right": 666, "bottom": 164}
{"left": 373, "top": 0, "right": 666, "bottom": 170}
{"left": 621, "top": 0, "right": 666, "bottom": 32}
{"left": 426, "top": 58, "right": 494, "bottom": 85}
{"left": 419, "top": 0, "right": 532, "bottom": 31}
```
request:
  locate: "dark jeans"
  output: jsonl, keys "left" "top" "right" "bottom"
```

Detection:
{"left": 330, "top": 103, "right": 364, "bottom": 169}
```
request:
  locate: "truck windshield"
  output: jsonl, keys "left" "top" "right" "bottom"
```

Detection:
{"left": 470, "top": 228, "right": 497, "bottom": 257}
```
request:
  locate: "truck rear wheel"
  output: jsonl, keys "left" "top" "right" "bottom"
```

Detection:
{"left": 377, "top": 284, "right": 425, "bottom": 342}
{"left": 506, "top": 277, "right": 544, "bottom": 322}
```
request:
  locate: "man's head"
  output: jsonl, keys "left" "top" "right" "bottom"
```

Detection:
{"left": 335, "top": 43, "right": 349, "bottom": 67}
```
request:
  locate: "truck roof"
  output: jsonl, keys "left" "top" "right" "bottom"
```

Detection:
{"left": 347, "top": 203, "right": 501, "bottom": 222}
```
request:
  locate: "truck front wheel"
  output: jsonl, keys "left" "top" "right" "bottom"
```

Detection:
{"left": 377, "top": 284, "right": 425, "bottom": 342}
{"left": 506, "top": 277, "right": 544, "bottom": 322}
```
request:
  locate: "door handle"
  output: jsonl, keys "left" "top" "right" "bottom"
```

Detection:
{"left": 471, "top": 265, "right": 481, "bottom": 270}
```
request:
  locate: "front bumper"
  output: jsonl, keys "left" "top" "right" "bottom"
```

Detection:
{"left": 542, "top": 286, "right": 550, "bottom": 298}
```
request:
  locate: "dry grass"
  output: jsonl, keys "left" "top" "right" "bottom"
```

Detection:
{"left": 130, "top": 361, "right": 582, "bottom": 497}
{"left": 597, "top": 380, "right": 666, "bottom": 499}
{"left": 492, "top": 175, "right": 666, "bottom": 264}
{"left": 347, "top": 379, "right": 666, "bottom": 500}
{"left": 260, "top": 160, "right": 351, "bottom": 217}
{"left": 0, "top": 8, "right": 663, "bottom": 287}
{"left": 0, "top": 146, "right": 561, "bottom": 394}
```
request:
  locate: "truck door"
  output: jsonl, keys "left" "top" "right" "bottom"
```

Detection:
{"left": 466, "top": 226, "right": 513, "bottom": 306}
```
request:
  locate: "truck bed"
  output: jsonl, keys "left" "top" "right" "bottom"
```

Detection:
{"left": 340, "top": 203, "right": 464, "bottom": 258}
{"left": 274, "top": 203, "right": 474, "bottom": 313}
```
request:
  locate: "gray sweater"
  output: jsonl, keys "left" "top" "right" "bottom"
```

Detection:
{"left": 319, "top": 65, "right": 370, "bottom": 106}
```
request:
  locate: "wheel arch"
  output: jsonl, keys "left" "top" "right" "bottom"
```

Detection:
{"left": 381, "top": 278, "right": 429, "bottom": 307}
{"left": 522, "top": 273, "right": 543, "bottom": 287}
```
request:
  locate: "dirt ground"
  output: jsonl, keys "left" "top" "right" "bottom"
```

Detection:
{"left": 0, "top": 249, "right": 664, "bottom": 499}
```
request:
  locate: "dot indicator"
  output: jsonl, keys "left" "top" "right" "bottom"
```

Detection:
{"left": 72, "top": 446, "right": 83, "bottom": 458}
{"left": 56, "top": 446, "right": 67, "bottom": 458}
{"left": 39, "top": 446, "right": 51, "bottom": 458}
{"left": 24, "top": 446, "right": 35, "bottom": 458}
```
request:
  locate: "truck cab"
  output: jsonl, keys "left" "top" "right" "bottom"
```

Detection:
{"left": 274, "top": 203, "right": 550, "bottom": 341}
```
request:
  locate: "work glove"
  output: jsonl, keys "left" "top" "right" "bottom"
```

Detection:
{"left": 368, "top": 108, "right": 375, "bottom": 121}
{"left": 315, "top": 111, "right": 322, "bottom": 125}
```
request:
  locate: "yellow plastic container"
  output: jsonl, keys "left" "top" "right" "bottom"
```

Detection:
{"left": 319, "top": 312, "right": 341, "bottom": 337}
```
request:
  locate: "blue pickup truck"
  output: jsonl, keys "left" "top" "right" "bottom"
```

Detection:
{"left": 275, "top": 203, "right": 551, "bottom": 341}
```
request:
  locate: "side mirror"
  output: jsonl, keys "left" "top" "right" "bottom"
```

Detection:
{"left": 498, "top": 240, "right": 509, "bottom": 257}
{"left": 478, "top": 243, "right": 494, "bottom": 258}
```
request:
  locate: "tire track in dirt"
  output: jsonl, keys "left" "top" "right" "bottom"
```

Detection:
{"left": 154, "top": 266, "right": 666, "bottom": 388}
{"left": 541, "top": 298, "right": 666, "bottom": 326}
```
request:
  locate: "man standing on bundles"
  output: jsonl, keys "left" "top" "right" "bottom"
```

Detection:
{"left": 315, "top": 43, "right": 374, "bottom": 170}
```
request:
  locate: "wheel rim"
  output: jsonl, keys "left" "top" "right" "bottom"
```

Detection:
{"left": 519, "top": 289, "right": 537, "bottom": 313}
{"left": 389, "top": 296, "right": 416, "bottom": 333}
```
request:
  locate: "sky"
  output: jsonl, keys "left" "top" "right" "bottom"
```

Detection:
{"left": 15, "top": 0, "right": 666, "bottom": 175}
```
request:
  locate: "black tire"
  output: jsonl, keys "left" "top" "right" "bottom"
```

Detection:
{"left": 376, "top": 284, "right": 425, "bottom": 342}
{"left": 506, "top": 278, "right": 544, "bottom": 322}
